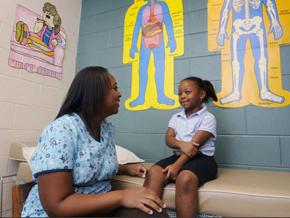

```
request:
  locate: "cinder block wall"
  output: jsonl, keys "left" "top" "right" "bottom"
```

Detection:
{"left": 0, "top": 0, "right": 82, "bottom": 215}
{"left": 77, "top": 0, "right": 290, "bottom": 171}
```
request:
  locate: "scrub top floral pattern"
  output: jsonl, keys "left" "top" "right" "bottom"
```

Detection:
{"left": 21, "top": 113, "right": 118, "bottom": 217}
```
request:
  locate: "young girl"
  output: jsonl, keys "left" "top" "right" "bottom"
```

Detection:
{"left": 144, "top": 76, "right": 218, "bottom": 218}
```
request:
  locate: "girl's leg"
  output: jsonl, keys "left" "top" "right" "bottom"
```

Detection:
{"left": 175, "top": 170, "right": 199, "bottom": 218}
{"left": 143, "top": 165, "right": 168, "bottom": 197}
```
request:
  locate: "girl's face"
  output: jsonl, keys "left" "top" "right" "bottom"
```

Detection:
{"left": 178, "top": 80, "right": 205, "bottom": 114}
{"left": 103, "top": 74, "right": 122, "bottom": 116}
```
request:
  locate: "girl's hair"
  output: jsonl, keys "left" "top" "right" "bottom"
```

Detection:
{"left": 182, "top": 76, "right": 218, "bottom": 103}
{"left": 42, "top": 2, "right": 61, "bottom": 34}
{"left": 56, "top": 66, "right": 111, "bottom": 131}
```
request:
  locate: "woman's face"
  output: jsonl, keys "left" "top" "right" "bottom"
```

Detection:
{"left": 103, "top": 74, "right": 122, "bottom": 116}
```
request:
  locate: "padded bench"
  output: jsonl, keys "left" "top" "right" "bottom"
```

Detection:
{"left": 10, "top": 142, "right": 290, "bottom": 217}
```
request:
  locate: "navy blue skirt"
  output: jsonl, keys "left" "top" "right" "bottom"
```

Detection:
{"left": 155, "top": 152, "right": 218, "bottom": 186}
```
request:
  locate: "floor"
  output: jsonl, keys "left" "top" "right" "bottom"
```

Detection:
{"left": 166, "top": 209, "right": 221, "bottom": 218}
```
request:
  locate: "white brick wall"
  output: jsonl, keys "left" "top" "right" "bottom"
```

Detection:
{"left": 0, "top": 0, "right": 82, "bottom": 215}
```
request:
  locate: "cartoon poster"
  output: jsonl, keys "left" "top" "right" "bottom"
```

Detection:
{"left": 8, "top": 3, "right": 66, "bottom": 79}
{"left": 208, "top": 0, "right": 290, "bottom": 108}
{"left": 123, "top": 0, "right": 184, "bottom": 111}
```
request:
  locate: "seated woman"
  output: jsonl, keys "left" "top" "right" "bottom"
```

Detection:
{"left": 21, "top": 66, "right": 168, "bottom": 217}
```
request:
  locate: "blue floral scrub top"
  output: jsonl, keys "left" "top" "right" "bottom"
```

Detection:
{"left": 21, "top": 113, "right": 118, "bottom": 217}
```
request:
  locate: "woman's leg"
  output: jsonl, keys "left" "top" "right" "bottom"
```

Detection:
{"left": 175, "top": 170, "right": 199, "bottom": 218}
{"left": 111, "top": 207, "right": 169, "bottom": 217}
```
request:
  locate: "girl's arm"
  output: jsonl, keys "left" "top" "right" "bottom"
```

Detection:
{"left": 38, "top": 171, "right": 165, "bottom": 216}
{"left": 166, "top": 127, "right": 198, "bottom": 157}
{"left": 175, "top": 130, "right": 214, "bottom": 165}
{"left": 163, "top": 153, "right": 190, "bottom": 180}
{"left": 165, "top": 127, "right": 180, "bottom": 148}
{"left": 166, "top": 127, "right": 191, "bottom": 149}
{"left": 164, "top": 130, "right": 214, "bottom": 180}
{"left": 191, "top": 130, "right": 213, "bottom": 147}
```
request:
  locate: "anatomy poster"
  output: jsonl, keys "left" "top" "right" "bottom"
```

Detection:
{"left": 9, "top": 3, "right": 66, "bottom": 79}
{"left": 123, "top": 0, "right": 184, "bottom": 111}
{"left": 208, "top": 0, "right": 290, "bottom": 108}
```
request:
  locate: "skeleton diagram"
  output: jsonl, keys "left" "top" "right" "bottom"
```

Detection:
{"left": 217, "top": 0, "right": 284, "bottom": 104}
{"left": 129, "top": 0, "right": 176, "bottom": 107}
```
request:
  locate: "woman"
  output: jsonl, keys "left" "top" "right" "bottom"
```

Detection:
{"left": 22, "top": 66, "right": 168, "bottom": 217}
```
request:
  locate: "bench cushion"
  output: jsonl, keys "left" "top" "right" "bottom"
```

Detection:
{"left": 112, "top": 163, "right": 290, "bottom": 217}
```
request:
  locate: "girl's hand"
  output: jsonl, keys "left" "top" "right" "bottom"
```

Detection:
{"left": 162, "top": 163, "right": 181, "bottom": 180}
{"left": 125, "top": 163, "right": 147, "bottom": 178}
{"left": 179, "top": 142, "right": 198, "bottom": 158}
{"left": 121, "top": 187, "right": 166, "bottom": 215}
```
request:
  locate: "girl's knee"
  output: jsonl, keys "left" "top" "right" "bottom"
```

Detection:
{"left": 176, "top": 170, "right": 199, "bottom": 191}
{"left": 146, "top": 165, "right": 164, "bottom": 179}
{"left": 144, "top": 165, "right": 166, "bottom": 188}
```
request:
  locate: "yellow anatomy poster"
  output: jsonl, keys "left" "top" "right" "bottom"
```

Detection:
{"left": 123, "top": 0, "right": 184, "bottom": 111}
{"left": 208, "top": 0, "right": 290, "bottom": 108}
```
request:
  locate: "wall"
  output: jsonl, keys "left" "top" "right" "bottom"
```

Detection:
{"left": 77, "top": 0, "right": 290, "bottom": 172}
{"left": 0, "top": 0, "right": 82, "bottom": 215}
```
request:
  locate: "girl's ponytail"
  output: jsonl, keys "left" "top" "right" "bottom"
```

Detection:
{"left": 203, "top": 80, "right": 218, "bottom": 103}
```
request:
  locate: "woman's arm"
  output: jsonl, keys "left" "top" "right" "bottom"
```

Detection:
{"left": 38, "top": 171, "right": 122, "bottom": 216}
{"left": 118, "top": 164, "right": 147, "bottom": 177}
{"left": 38, "top": 171, "right": 165, "bottom": 216}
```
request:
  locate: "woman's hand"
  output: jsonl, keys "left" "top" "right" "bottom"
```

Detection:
{"left": 162, "top": 163, "right": 181, "bottom": 180}
{"left": 124, "top": 163, "right": 147, "bottom": 178}
{"left": 121, "top": 187, "right": 166, "bottom": 215}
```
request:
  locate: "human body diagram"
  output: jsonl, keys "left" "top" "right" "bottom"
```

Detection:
{"left": 208, "top": 0, "right": 290, "bottom": 107}
{"left": 123, "top": 0, "right": 184, "bottom": 111}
